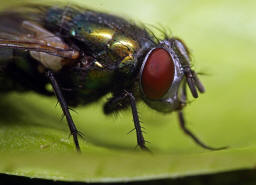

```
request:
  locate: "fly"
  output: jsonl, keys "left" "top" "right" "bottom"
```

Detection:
{"left": 0, "top": 4, "right": 226, "bottom": 152}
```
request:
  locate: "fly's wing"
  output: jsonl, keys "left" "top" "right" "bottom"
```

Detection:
{"left": 0, "top": 9, "right": 80, "bottom": 71}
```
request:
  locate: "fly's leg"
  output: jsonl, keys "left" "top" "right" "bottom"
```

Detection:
{"left": 177, "top": 111, "right": 227, "bottom": 150}
{"left": 125, "top": 92, "right": 149, "bottom": 151}
{"left": 47, "top": 70, "right": 81, "bottom": 152}
{"left": 103, "top": 94, "right": 130, "bottom": 114}
{"left": 177, "top": 82, "right": 227, "bottom": 150}
{"left": 104, "top": 91, "right": 149, "bottom": 151}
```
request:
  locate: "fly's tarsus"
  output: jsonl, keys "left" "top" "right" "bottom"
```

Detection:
{"left": 177, "top": 111, "right": 227, "bottom": 151}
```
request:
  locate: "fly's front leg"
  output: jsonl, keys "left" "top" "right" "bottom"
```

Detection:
{"left": 46, "top": 70, "right": 81, "bottom": 152}
{"left": 177, "top": 82, "right": 227, "bottom": 150}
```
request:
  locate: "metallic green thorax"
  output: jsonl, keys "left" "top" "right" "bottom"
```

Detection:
{"left": 42, "top": 7, "right": 156, "bottom": 105}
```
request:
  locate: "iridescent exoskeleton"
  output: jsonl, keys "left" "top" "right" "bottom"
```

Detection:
{"left": 0, "top": 4, "right": 225, "bottom": 152}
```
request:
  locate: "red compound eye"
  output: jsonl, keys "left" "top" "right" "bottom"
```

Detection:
{"left": 141, "top": 48, "right": 175, "bottom": 100}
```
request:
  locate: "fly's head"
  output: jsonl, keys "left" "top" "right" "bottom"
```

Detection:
{"left": 139, "top": 38, "right": 205, "bottom": 112}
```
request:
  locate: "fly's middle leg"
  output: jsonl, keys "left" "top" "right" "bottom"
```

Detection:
{"left": 125, "top": 91, "right": 150, "bottom": 151}
{"left": 104, "top": 91, "right": 149, "bottom": 151}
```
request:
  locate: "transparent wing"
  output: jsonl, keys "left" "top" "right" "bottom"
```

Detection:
{"left": 0, "top": 11, "right": 79, "bottom": 60}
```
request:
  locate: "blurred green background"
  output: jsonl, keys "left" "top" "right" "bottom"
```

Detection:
{"left": 0, "top": 0, "right": 256, "bottom": 183}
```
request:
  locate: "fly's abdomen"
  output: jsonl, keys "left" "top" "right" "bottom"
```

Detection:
{"left": 0, "top": 48, "right": 50, "bottom": 95}
{"left": 0, "top": 48, "right": 15, "bottom": 91}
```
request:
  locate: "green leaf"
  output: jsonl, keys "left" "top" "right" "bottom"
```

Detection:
{"left": 1, "top": 0, "right": 256, "bottom": 182}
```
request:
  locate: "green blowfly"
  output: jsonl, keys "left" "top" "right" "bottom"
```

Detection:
{"left": 0, "top": 4, "right": 226, "bottom": 152}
